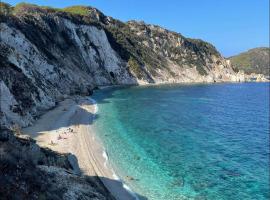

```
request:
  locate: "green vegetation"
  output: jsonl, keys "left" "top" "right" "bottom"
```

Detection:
{"left": 196, "top": 64, "right": 208, "bottom": 75}
{"left": 186, "top": 38, "right": 220, "bottom": 57}
{"left": 229, "top": 47, "right": 269, "bottom": 75}
{"left": 62, "top": 6, "right": 90, "bottom": 16}
{"left": 105, "top": 25, "right": 162, "bottom": 80}
{"left": 13, "top": 2, "right": 42, "bottom": 14}
{"left": 0, "top": 2, "right": 12, "bottom": 15}
{"left": 105, "top": 22, "right": 170, "bottom": 75}
{"left": 128, "top": 57, "right": 144, "bottom": 78}
{"left": 2, "top": 2, "right": 89, "bottom": 16}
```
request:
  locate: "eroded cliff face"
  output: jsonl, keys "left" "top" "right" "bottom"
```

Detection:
{"left": 0, "top": 13, "right": 137, "bottom": 128}
{"left": 0, "top": 8, "right": 241, "bottom": 128}
{"left": 126, "top": 21, "right": 239, "bottom": 83}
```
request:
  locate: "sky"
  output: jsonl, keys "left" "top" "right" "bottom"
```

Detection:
{"left": 4, "top": 0, "right": 269, "bottom": 57}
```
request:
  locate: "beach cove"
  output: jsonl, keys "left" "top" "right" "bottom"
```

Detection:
{"left": 22, "top": 82, "right": 270, "bottom": 200}
{"left": 22, "top": 97, "right": 140, "bottom": 200}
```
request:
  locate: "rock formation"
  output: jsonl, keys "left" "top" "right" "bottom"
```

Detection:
{"left": 0, "top": 3, "right": 253, "bottom": 128}
{"left": 0, "top": 128, "right": 114, "bottom": 200}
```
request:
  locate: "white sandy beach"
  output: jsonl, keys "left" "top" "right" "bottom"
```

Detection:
{"left": 22, "top": 97, "right": 136, "bottom": 200}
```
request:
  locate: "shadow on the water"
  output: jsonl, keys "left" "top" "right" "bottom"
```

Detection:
{"left": 95, "top": 176, "right": 148, "bottom": 200}
{"left": 93, "top": 85, "right": 135, "bottom": 105}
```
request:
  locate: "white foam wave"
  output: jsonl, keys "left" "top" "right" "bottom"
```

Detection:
{"left": 123, "top": 183, "right": 140, "bottom": 200}
{"left": 88, "top": 98, "right": 98, "bottom": 114}
{"left": 103, "top": 150, "right": 139, "bottom": 200}
{"left": 93, "top": 104, "right": 98, "bottom": 114}
{"left": 102, "top": 150, "right": 108, "bottom": 168}
{"left": 89, "top": 97, "right": 139, "bottom": 200}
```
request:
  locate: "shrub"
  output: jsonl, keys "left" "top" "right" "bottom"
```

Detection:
{"left": 62, "top": 6, "right": 90, "bottom": 16}
{"left": 128, "top": 57, "right": 144, "bottom": 78}
{"left": 0, "top": 2, "right": 12, "bottom": 15}
{"left": 12, "top": 3, "right": 61, "bottom": 15}
{"left": 40, "top": 6, "right": 60, "bottom": 13}
{"left": 13, "top": 2, "right": 41, "bottom": 14}
{"left": 186, "top": 38, "right": 220, "bottom": 57}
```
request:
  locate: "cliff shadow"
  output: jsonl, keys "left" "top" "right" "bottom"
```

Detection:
{"left": 93, "top": 176, "right": 148, "bottom": 200}
{"left": 92, "top": 85, "right": 136, "bottom": 105}
{"left": 0, "top": 129, "right": 148, "bottom": 200}
{"left": 22, "top": 98, "right": 100, "bottom": 136}
{"left": 18, "top": 88, "right": 149, "bottom": 200}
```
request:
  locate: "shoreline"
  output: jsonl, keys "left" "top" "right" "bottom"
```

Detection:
{"left": 22, "top": 97, "right": 138, "bottom": 200}
{"left": 19, "top": 82, "right": 269, "bottom": 200}
{"left": 96, "top": 80, "right": 270, "bottom": 91}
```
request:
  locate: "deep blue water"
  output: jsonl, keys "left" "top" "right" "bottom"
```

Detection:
{"left": 92, "top": 83, "right": 269, "bottom": 200}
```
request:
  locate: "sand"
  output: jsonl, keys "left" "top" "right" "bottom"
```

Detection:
{"left": 23, "top": 97, "right": 136, "bottom": 200}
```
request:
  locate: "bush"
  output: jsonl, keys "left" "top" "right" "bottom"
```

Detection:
{"left": 40, "top": 6, "right": 60, "bottom": 13}
{"left": 62, "top": 6, "right": 90, "bottom": 16}
{"left": 186, "top": 38, "right": 220, "bottom": 57}
{"left": 12, "top": 2, "right": 61, "bottom": 15}
{"left": 0, "top": 2, "right": 12, "bottom": 15}
{"left": 13, "top": 2, "right": 41, "bottom": 14}
{"left": 128, "top": 57, "right": 144, "bottom": 78}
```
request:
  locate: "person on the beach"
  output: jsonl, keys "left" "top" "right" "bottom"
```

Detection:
{"left": 58, "top": 135, "right": 62, "bottom": 140}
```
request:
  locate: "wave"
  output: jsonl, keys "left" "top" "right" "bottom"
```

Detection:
{"left": 88, "top": 97, "right": 140, "bottom": 200}
{"left": 103, "top": 150, "right": 139, "bottom": 200}
{"left": 88, "top": 97, "right": 98, "bottom": 114}
{"left": 102, "top": 150, "right": 108, "bottom": 168}
{"left": 102, "top": 149, "right": 140, "bottom": 200}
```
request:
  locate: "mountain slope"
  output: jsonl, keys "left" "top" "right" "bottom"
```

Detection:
{"left": 0, "top": 3, "right": 243, "bottom": 129}
{"left": 229, "top": 47, "right": 269, "bottom": 75}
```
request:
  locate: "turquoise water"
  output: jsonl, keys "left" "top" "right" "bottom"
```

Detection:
{"left": 92, "top": 83, "right": 269, "bottom": 200}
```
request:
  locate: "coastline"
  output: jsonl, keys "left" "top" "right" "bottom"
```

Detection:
{"left": 19, "top": 82, "right": 269, "bottom": 200}
{"left": 22, "top": 97, "right": 138, "bottom": 200}
{"left": 96, "top": 79, "right": 270, "bottom": 91}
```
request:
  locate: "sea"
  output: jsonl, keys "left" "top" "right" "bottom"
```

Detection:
{"left": 92, "top": 82, "right": 269, "bottom": 200}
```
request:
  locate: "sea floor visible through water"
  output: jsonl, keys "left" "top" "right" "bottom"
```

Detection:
{"left": 92, "top": 82, "right": 269, "bottom": 200}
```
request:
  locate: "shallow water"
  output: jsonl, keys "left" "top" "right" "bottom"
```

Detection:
{"left": 92, "top": 83, "right": 269, "bottom": 200}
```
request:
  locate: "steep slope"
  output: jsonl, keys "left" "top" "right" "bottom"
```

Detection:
{"left": 0, "top": 3, "right": 242, "bottom": 129}
{"left": 104, "top": 19, "right": 239, "bottom": 83}
{"left": 229, "top": 47, "right": 269, "bottom": 75}
{"left": 0, "top": 129, "right": 114, "bottom": 200}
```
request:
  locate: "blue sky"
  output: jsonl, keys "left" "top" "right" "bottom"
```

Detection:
{"left": 4, "top": 0, "right": 269, "bottom": 57}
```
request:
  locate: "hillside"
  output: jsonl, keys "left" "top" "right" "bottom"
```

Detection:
{"left": 229, "top": 47, "right": 269, "bottom": 75}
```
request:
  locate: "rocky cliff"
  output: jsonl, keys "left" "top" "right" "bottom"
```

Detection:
{"left": 0, "top": 3, "right": 242, "bottom": 129}
{"left": 0, "top": 128, "right": 115, "bottom": 200}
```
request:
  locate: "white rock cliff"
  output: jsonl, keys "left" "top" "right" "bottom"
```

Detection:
{"left": 0, "top": 8, "right": 251, "bottom": 128}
